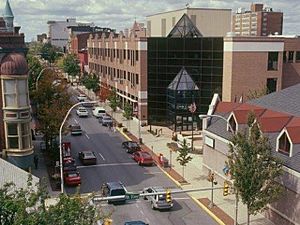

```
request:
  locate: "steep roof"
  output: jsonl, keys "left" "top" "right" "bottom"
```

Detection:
{"left": 167, "top": 67, "right": 199, "bottom": 91}
{"left": 4, "top": 0, "right": 13, "bottom": 18}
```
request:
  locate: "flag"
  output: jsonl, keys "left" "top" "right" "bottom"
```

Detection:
{"left": 188, "top": 102, "right": 197, "bottom": 113}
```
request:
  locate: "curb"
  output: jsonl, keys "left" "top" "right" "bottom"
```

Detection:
{"left": 191, "top": 196, "right": 226, "bottom": 225}
{"left": 116, "top": 127, "right": 182, "bottom": 188}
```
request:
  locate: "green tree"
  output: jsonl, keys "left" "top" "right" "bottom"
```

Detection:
{"left": 63, "top": 54, "right": 80, "bottom": 78}
{"left": 176, "top": 139, "right": 193, "bottom": 178}
{"left": 108, "top": 88, "right": 119, "bottom": 112}
{"left": 81, "top": 73, "right": 100, "bottom": 93}
{"left": 246, "top": 86, "right": 269, "bottom": 100}
{"left": 0, "top": 176, "right": 108, "bottom": 225}
{"left": 40, "top": 43, "right": 61, "bottom": 64}
{"left": 27, "top": 55, "right": 43, "bottom": 94}
{"left": 228, "top": 113, "right": 283, "bottom": 225}
{"left": 123, "top": 102, "right": 133, "bottom": 120}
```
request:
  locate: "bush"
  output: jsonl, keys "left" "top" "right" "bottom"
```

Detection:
{"left": 122, "top": 127, "right": 128, "bottom": 132}
{"left": 117, "top": 122, "right": 123, "bottom": 128}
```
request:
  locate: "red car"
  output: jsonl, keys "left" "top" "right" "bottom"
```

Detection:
{"left": 64, "top": 171, "right": 81, "bottom": 186}
{"left": 133, "top": 151, "right": 154, "bottom": 166}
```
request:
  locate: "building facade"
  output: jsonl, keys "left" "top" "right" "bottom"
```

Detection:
{"left": 87, "top": 22, "right": 148, "bottom": 122}
{"left": 232, "top": 3, "right": 283, "bottom": 36}
{"left": 0, "top": 0, "right": 33, "bottom": 169}
{"left": 47, "top": 18, "right": 94, "bottom": 51}
{"left": 202, "top": 84, "right": 300, "bottom": 225}
{"left": 222, "top": 35, "right": 300, "bottom": 102}
{"left": 147, "top": 7, "right": 231, "bottom": 37}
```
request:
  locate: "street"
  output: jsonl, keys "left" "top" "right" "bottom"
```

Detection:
{"left": 62, "top": 101, "right": 218, "bottom": 225}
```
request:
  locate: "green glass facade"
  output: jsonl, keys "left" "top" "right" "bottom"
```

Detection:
{"left": 147, "top": 37, "right": 224, "bottom": 130}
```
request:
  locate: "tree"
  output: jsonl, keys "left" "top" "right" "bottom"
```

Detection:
{"left": 176, "top": 139, "right": 193, "bottom": 178}
{"left": 40, "top": 43, "right": 61, "bottom": 64}
{"left": 228, "top": 113, "right": 283, "bottom": 225}
{"left": 99, "top": 82, "right": 111, "bottom": 102}
{"left": 123, "top": 102, "right": 133, "bottom": 120}
{"left": 0, "top": 176, "right": 109, "bottom": 225}
{"left": 63, "top": 54, "right": 80, "bottom": 78}
{"left": 81, "top": 73, "right": 100, "bottom": 93}
{"left": 27, "top": 55, "right": 43, "bottom": 94}
{"left": 246, "top": 86, "right": 269, "bottom": 100}
{"left": 108, "top": 88, "right": 119, "bottom": 112}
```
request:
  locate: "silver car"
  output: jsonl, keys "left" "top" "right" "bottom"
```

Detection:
{"left": 142, "top": 187, "right": 173, "bottom": 210}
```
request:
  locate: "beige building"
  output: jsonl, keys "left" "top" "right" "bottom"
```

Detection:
{"left": 146, "top": 7, "right": 232, "bottom": 37}
{"left": 232, "top": 3, "right": 283, "bottom": 36}
{"left": 87, "top": 22, "right": 148, "bottom": 123}
{"left": 222, "top": 35, "right": 300, "bottom": 102}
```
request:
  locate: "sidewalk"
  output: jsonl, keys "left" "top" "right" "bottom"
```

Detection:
{"left": 104, "top": 106, "right": 274, "bottom": 225}
{"left": 75, "top": 86, "right": 273, "bottom": 225}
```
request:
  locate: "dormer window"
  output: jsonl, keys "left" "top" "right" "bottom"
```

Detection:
{"left": 278, "top": 132, "right": 291, "bottom": 156}
{"left": 228, "top": 115, "right": 237, "bottom": 133}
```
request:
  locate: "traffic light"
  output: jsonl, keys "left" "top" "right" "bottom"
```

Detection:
{"left": 166, "top": 189, "right": 172, "bottom": 203}
{"left": 223, "top": 181, "right": 229, "bottom": 196}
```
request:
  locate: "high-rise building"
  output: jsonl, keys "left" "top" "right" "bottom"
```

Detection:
{"left": 147, "top": 7, "right": 231, "bottom": 37}
{"left": 232, "top": 3, "right": 283, "bottom": 36}
{"left": 0, "top": 0, "right": 33, "bottom": 169}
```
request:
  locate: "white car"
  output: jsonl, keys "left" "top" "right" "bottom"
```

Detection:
{"left": 77, "top": 94, "right": 87, "bottom": 102}
{"left": 76, "top": 107, "right": 89, "bottom": 117}
{"left": 92, "top": 107, "right": 106, "bottom": 118}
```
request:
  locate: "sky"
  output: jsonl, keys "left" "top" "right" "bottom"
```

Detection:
{"left": 1, "top": 0, "right": 300, "bottom": 42}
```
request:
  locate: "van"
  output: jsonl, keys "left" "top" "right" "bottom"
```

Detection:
{"left": 101, "top": 182, "right": 127, "bottom": 204}
{"left": 92, "top": 107, "right": 106, "bottom": 118}
{"left": 142, "top": 186, "right": 173, "bottom": 210}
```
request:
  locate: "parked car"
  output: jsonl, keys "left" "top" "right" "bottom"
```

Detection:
{"left": 63, "top": 161, "right": 77, "bottom": 173}
{"left": 122, "top": 141, "right": 141, "bottom": 153}
{"left": 132, "top": 151, "right": 154, "bottom": 166}
{"left": 77, "top": 94, "right": 87, "bottom": 102}
{"left": 92, "top": 107, "right": 106, "bottom": 118}
{"left": 124, "top": 222, "right": 148, "bottom": 225}
{"left": 142, "top": 186, "right": 173, "bottom": 210}
{"left": 78, "top": 151, "right": 97, "bottom": 165}
{"left": 101, "top": 181, "right": 127, "bottom": 204}
{"left": 70, "top": 125, "right": 82, "bottom": 135}
{"left": 82, "top": 101, "right": 94, "bottom": 107}
{"left": 64, "top": 171, "right": 81, "bottom": 186}
{"left": 102, "top": 116, "right": 113, "bottom": 127}
{"left": 98, "top": 115, "right": 104, "bottom": 124}
{"left": 76, "top": 107, "right": 89, "bottom": 117}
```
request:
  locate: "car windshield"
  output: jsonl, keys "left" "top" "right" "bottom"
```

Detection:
{"left": 68, "top": 173, "right": 78, "bottom": 177}
{"left": 129, "top": 142, "right": 138, "bottom": 147}
{"left": 98, "top": 110, "right": 105, "bottom": 113}
{"left": 84, "top": 152, "right": 95, "bottom": 158}
{"left": 111, "top": 189, "right": 126, "bottom": 196}
{"left": 79, "top": 109, "right": 87, "bottom": 112}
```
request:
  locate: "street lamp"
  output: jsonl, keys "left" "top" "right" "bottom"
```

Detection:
{"left": 35, "top": 67, "right": 49, "bottom": 90}
{"left": 59, "top": 100, "right": 97, "bottom": 193}
{"left": 199, "top": 114, "right": 238, "bottom": 225}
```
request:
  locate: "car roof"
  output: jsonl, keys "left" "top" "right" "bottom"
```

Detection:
{"left": 106, "top": 181, "right": 124, "bottom": 189}
{"left": 94, "top": 106, "right": 105, "bottom": 110}
{"left": 124, "top": 221, "right": 147, "bottom": 225}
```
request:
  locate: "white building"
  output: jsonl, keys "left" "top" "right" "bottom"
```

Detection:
{"left": 47, "top": 18, "right": 94, "bottom": 51}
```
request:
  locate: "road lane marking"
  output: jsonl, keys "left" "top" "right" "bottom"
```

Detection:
{"left": 98, "top": 152, "right": 105, "bottom": 160}
{"left": 172, "top": 197, "right": 190, "bottom": 200}
{"left": 140, "top": 210, "right": 144, "bottom": 215}
{"left": 77, "top": 162, "right": 136, "bottom": 169}
{"left": 74, "top": 118, "right": 78, "bottom": 123}
{"left": 85, "top": 134, "right": 90, "bottom": 139}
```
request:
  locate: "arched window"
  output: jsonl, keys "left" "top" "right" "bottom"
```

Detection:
{"left": 278, "top": 132, "right": 291, "bottom": 156}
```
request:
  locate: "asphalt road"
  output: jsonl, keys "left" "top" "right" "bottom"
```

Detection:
{"left": 63, "top": 93, "right": 217, "bottom": 225}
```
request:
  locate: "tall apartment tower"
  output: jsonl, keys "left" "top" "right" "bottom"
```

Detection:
{"left": 232, "top": 3, "right": 283, "bottom": 36}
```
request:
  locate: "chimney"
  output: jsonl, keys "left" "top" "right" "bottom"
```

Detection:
{"left": 14, "top": 26, "right": 20, "bottom": 34}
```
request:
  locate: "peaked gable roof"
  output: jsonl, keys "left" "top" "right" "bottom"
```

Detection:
{"left": 4, "top": 0, "right": 13, "bottom": 18}
{"left": 167, "top": 13, "right": 202, "bottom": 38}
{"left": 167, "top": 67, "right": 199, "bottom": 91}
{"left": 232, "top": 103, "right": 266, "bottom": 124}
{"left": 215, "top": 102, "right": 241, "bottom": 114}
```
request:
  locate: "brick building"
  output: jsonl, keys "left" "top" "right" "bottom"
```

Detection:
{"left": 223, "top": 35, "right": 300, "bottom": 102}
{"left": 87, "top": 22, "right": 148, "bottom": 122}
{"left": 232, "top": 3, "right": 283, "bottom": 36}
{"left": 0, "top": 0, "right": 33, "bottom": 169}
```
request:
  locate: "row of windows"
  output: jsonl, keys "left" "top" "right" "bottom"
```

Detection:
{"left": 88, "top": 47, "right": 139, "bottom": 66}
{"left": 89, "top": 63, "right": 139, "bottom": 86}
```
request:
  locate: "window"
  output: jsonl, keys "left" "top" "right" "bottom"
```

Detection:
{"left": 228, "top": 116, "right": 237, "bottom": 133}
{"left": 278, "top": 132, "right": 291, "bottom": 156}
{"left": 123, "top": 50, "right": 126, "bottom": 59}
{"left": 3, "top": 79, "right": 28, "bottom": 107}
{"left": 136, "top": 50, "right": 139, "bottom": 61}
{"left": 296, "top": 51, "right": 300, "bottom": 62}
{"left": 7, "top": 123, "right": 18, "bottom": 149}
{"left": 267, "top": 78, "right": 277, "bottom": 93}
{"left": 136, "top": 74, "right": 139, "bottom": 85}
{"left": 288, "top": 51, "right": 294, "bottom": 62}
{"left": 267, "top": 52, "right": 278, "bottom": 71}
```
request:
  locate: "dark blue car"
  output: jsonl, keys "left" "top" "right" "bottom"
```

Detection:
{"left": 124, "top": 221, "right": 148, "bottom": 225}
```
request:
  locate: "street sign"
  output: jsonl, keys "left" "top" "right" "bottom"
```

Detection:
{"left": 125, "top": 192, "right": 140, "bottom": 200}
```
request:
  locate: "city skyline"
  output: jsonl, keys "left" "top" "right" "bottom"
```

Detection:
{"left": 2, "top": 0, "right": 300, "bottom": 41}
